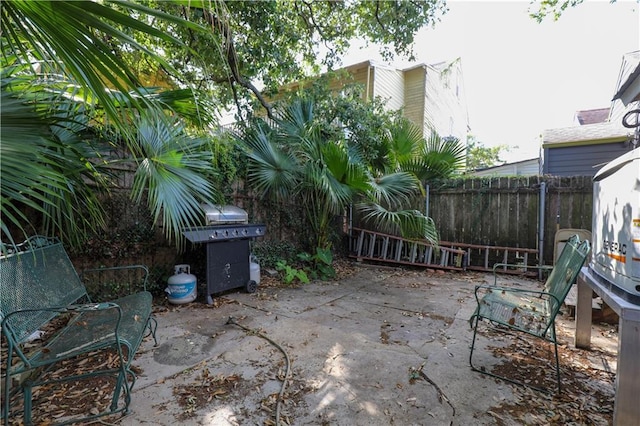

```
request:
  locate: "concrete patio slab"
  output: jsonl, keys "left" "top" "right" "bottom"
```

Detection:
{"left": 116, "top": 264, "right": 617, "bottom": 426}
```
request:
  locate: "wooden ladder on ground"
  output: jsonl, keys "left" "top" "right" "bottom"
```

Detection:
{"left": 349, "top": 227, "right": 539, "bottom": 275}
{"left": 349, "top": 227, "right": 466, "bottom": 271}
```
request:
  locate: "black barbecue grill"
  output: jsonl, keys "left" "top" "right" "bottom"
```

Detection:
{"left": 182, "top": 204, "right": 265, "bottom": 305}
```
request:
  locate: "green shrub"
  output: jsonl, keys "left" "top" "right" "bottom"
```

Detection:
{"left": 252, "top": 240, "right": 299, "bottom": 269}
{"left": 297, "top": 247, "right": 336, "bottom": 280}
{"left": 275, "top": 260, "right": 310, "bottom": 285}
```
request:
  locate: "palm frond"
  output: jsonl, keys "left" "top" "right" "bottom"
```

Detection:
{"left": 367, "top": 172, "right": 423, "bottom": 209}
{"left": 131, "top": 117, "right": 218, "bottom": 243}
{"left": 356, "top": 203, "right": 439, "bottom": 246}
{"left": 276, "top": 98, "right": 317, "bottom": 141}
{"left": 1, "top": 1, "right": 208, "bottom": 139}
{"left": 416, "top": 131, "right": 467, "bottom": 180}
{"left": 240, "top": 126, "right": 298, "bottom": 199}
{"left": 0, "top": 86, "right": 106, "bottom": 247}
{"left": 385, "top": 117, "right": 424, "bottom": 170}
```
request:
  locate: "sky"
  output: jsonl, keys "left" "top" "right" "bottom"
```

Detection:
{"left": 338, "top": 0, "right": 640, "bottom": 163}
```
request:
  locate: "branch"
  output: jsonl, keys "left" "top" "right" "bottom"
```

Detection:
{"left": 375, "top": 2, "right": 387, "bottom": 32}
{"left": 179, "top": 6, "right": 195, "bottom": 65}
{"left": 300, "top": 0, "right": 328, "bottom": 40}
{"left": 200, "top": 7, "right": 275, "bottom": 121}
{"left": 230, "top": 81, "right": 243, "bottom": 121}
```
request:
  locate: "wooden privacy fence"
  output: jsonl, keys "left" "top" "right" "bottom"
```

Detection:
{"left": 418, "top": 176, "right": 593, "bottom": 266}
{"left": 349, "top": 227, "right": 540, "bottom": 275}
{"left": 60, "top": 175, "right": 592, "bottom": 277}
{"left": 236, "top": 175, "right": 593, "bottom": 268}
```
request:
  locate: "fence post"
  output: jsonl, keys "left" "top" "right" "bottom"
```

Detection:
{"left": 538, "top": 181, "right": 546, "bottom": 279}
{"left": 425, "top": 184, "right": 430, "bottom": 217}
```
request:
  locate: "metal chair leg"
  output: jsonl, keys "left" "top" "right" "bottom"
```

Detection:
{"left": 469, "top": 318, "right": 561, "bottom": 395}
{"left": 551, "top": 323, "right": 562, "bottom": 393}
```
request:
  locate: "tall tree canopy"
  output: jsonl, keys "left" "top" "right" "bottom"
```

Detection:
{"left": 529, "top": 0, "right": 585, "bottom": 21}
{"left": 0, "top": 0, "right": 448, "bottom": 248}
{"left": 132, "top": 0, "right": 448, "bottom": 120}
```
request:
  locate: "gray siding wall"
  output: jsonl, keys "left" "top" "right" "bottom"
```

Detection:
{"left": 542, "top": 142, "right": 632, "bottom": 176}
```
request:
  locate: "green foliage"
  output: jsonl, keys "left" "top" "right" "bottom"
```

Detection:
{"left": 297, "top": 247, "right": 336, "bottom": 281}
{"left": 1, "top": 1, "right": 200, "bottom": 138}
{"left": 0, "top": 69, "right": 108, "bottom": 247}
{"left": 239, "top": 95, "right": 460, "bottom": 251}
{"left": 131, "top": 116, "right": 218, "bottom": 246}
{"left": 529, "top": 0, "right": 586, "bottom": 22}
{"left": 273, "top": 246, "right": 335, "bottom": 285}
{"left": 239, "top": 98, "right": 368, "bottom": 251}
{"left": 78, "top": 0, "right": 448, "bottom": 123}
{"left": 465, "top": 136, "right": 511, "bottom": 171}
{"left": 252, "top": 240, "right": 299, "bottom": 270}
{"left": 276, "top": 76, "right": 401, "bottom": 168}
{"left": 0, "top": 54, "right": 221, "bottom": 249}
{"left": 1, "top": 0, "right": 450, "bottom": 249}
{"left": 378, "top": 119, "right": 467, "bottom": 181}
{"left": 275, "top": 260, "right": 310, "bottom": 285}
{"left": 208, "top": 132, "right": 244, "bottom": 200}
{"left": 149, "top": 0, "right": 447, "bottom": 116}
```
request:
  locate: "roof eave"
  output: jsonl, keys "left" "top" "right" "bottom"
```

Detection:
{"left": 542, "top": 136, "right": 628, "bottom": 149}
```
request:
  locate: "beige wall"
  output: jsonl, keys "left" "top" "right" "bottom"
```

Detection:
{"left": 403, "top": 67, "right": 426, "bottom": 131}
{"left": 263, "top": 59, "right": 469, "bottom": 142}
{"left": 342, "top": 62, "right": 374, "bottom": 101}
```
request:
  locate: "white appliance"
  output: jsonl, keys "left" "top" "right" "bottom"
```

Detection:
{"left": 590, "top": 147, "right": 640, "bottom": 304}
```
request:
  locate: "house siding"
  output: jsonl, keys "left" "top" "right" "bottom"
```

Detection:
{"left": 448, "top": 61, "right": 469, "bottom": 141}
{"left": 542, "top": 141, "right": 632, "bottom": 176}
{"left": 610, "top": 98, "right": 640, "bottom": 124}
{"left": 262, "top": 59, "right": 469, "bottom": 145}
{"left": 472, "top": 159, "right": 540, "bottom": 177}
{"left": 422, "top": 61, "right": 468, "bottom": 141}
{"left": 343, "top": 63, "right": 374, "bottom": 101}
{"left": 610, "top": 50, "right": 640, "bottom": 121}
{"left": 403, "top": 67, "right": 426, "bottom": 130}
{"left": 372, "top": 67, "right": 404, "bottom": 111}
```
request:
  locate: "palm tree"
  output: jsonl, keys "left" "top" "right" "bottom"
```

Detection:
{"left": 1, "top": 66, "right": 220, "bottom": 248}
{"left": 239, "top": 99, "right": 440, "bottom": 251}
{"left": 1, "top": 72, "right": 108, "bottom": 247}
{"left": 376, "top": 117, "right": 467, "bottom": 181}
{"left": 0, "top": 1, "right": 221, "bottom": 248}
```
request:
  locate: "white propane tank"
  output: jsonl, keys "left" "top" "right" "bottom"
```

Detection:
{"left": 249, "top": 255, "right": 261, "bottom": 285}
{"left": 165, "top": 264, "right": 197, "bottom": 304}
